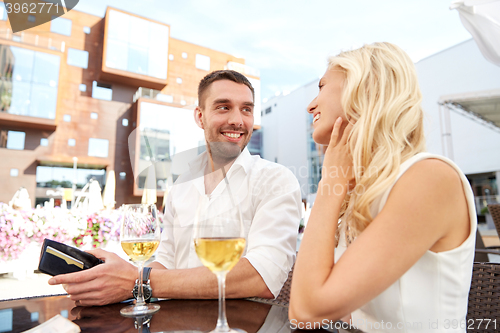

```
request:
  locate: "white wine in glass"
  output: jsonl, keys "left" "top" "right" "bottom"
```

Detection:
{"left": 194, "top": 194, "right": 247, "bottom": 333}
{"left": 120, "top": 204, "right": 161, "bottom": 317}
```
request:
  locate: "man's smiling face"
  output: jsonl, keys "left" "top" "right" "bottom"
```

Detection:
{"left": 195, "top": 79, "right": 254, "bottom": 161}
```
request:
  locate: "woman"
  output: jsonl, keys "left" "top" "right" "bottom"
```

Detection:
{"left": 289, "top": 42, "right": 475, "bottom": 333}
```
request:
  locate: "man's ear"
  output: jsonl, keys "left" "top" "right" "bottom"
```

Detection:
{"left": 194, "top": 107, "right": 204, "bottom": 129}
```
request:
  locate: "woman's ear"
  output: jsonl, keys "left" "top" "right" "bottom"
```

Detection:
{"left": 194, "top": 107, "right": 204, "bottom": 129}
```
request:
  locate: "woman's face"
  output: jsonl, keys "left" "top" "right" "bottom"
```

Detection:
{"left": 307, "top": 66, "right": 347, "bottom": 145}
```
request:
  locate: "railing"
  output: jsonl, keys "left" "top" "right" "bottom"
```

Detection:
{"left": 0, "top": 28, "right": 65, "bottom": 52}
{"left": 133, "top": 87, "right": 162, "bottom": 102}
{"left": 133, "top": 87, "right": 184, "bottom": 105}
{"left": 475, "top": 195, "right": 500, "bottom": 215}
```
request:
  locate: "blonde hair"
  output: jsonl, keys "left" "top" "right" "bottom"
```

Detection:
{"left": 329, "top": 42, "right": 426, "bottom": 244}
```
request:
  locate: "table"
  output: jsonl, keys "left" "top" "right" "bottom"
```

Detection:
{"left": 0, "top": 295, "right": 349, "bottom": 333}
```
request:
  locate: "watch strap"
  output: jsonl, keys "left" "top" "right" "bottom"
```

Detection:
{"left": 143, "top": 266, "right": 152, "bottom": 283}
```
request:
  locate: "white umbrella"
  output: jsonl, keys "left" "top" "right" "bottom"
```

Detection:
{"left": 451, "top": 0, "right": 500, "bottom": 66}
{"left": 142, "top": 165, "right": 157, "bottom": 205}
{"left": 9, "top": 187, "right": 31, "bottom": 210}
{"left": 88, "top": 180, "right": 104, "bottom": 212}
{"left": 102, "top": 170, "right": 116, "bottom": 210}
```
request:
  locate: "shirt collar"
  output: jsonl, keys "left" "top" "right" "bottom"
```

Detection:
{"left": 231, "top": 147, "right": 252, "bottom": 175}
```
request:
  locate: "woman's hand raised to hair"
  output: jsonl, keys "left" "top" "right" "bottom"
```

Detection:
{"left": 320, "top": 117, "right": 354, "bottom": 195}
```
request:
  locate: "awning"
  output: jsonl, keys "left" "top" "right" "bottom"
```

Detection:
{"left": 440, "top": 89, "right": 500, "bottom": 131}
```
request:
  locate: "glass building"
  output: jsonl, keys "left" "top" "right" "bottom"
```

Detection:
{"left": 0, "top": 5, "right": 261, "bottom": 208}
{"left": 0, "top": 44, "right": 60, "bottom": 119}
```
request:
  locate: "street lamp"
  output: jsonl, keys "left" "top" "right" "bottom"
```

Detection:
{"left": 71, "top": 157, "right": 78, "bottom": 209}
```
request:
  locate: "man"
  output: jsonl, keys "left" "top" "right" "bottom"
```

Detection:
{"left": 49, "top": 70, "right": 302, "bottom": 306}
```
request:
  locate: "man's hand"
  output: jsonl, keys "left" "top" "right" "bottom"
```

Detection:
{"left": 48, "top": 249, "right": 137, "bottom": 306}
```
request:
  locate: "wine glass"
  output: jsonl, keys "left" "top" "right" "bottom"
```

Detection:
{"left": 120, "top": 204, "right": 161, "bottom": 317}
{"left": 194, "top": 194, "right": 247, "bottom": 333}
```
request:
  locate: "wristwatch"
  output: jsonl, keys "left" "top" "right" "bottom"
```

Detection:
{"left": 133, "top": 267, "right": 153, "bottom": 303}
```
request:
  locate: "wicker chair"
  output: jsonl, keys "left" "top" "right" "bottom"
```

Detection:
{"left": 487, "top": 204, "right": 500, "bottom": 236}
{"left": 249, "top": 264, "right": 294, "bottom": 306}
{"left": 468, "top": 262, "right": 500, "bottom": 331}
{"left": 475, "top": 229, "right": 500, "bottom": 262}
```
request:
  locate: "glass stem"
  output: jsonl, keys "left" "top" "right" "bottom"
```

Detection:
{"left": 215, "top": 271, "right": 230, "bottom": 332}
{"left": 136, "top": 261, "right": 146, "bottom": 306}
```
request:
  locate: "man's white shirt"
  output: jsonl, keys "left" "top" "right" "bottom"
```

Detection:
{"left": 155, "top": 148, "right": 302, "bottom": 297}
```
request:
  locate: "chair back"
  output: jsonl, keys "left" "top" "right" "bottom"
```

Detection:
{"left": 249, "top": 264, "right": 294, "bottom": 306}
{"left": 468, "top": 262, "right": 500, "bottom": 323}
{"left": 488, "top": 204, "right": 500, "bottom": 236}
{"left": 475, "top": 229, "right": 490, "bottom": 262}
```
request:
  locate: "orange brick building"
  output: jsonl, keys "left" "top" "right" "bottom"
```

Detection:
{"left": 0, "top": 2, "right": 261, "bottom": 208}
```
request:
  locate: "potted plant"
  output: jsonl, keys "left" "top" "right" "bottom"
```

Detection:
{"left": 481, "top": 206, "right": 495, "bottom": 230}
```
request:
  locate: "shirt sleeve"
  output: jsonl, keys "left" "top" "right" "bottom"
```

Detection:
{"left": 244, "top": 164, "right": 302, "bottom": 297}
{"left": 154, "top": 189, "right": 176, "bottom": 269}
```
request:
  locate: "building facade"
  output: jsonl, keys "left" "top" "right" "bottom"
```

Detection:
{"left": 0, "top": 2, "right": 261, "bottom": 208}
{"left": 416, "top": 39, "right": 500, "bottom": 213}
{"left": 261, "top": 80, "right": 319, "bottom": 201}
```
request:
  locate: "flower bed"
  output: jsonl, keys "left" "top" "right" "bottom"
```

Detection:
{"left": 0, "top": 203, "right": 122, "bottom": 262}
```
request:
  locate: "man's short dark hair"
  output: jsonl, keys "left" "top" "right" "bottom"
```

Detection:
{"left": 198, "top": 70, "right": 254, "bottom": 108}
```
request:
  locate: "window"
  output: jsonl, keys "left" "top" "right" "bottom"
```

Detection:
{"left": 92, "top": 81, "right": 112, "bottom": 101}
{"left": 67, "top": 48, "right": 89, "bottom": 68}
{"left": 63, "top": 114, "right": 71, "bottom": 122}
{"left": 6, "top": 131, "right": 25, "bottom": 150}
{"left": 88, "top": 138, "right": 109, "bottom": 158}
{"left": 157, "top": 94, "right": 173, "bottom": 103}
{"left": 0, "top": 2, "right": 7, "bottom": 21}
{"left": 83, "top": 26, "right": 91, "bottom": 34}
{"left": 182, "top": 52, "right": 187, "bottom": 59}
{"left": 176, "top": 78, "right": 182, "bottom": 84}
{"left": 79, "top": 84, "right": 86, "bottom": 92}
{"left": 90, "top": 112, "right": 98, "bottom": 119}
{"left": 36, "top": 166, "right": 106, "bottom": 189}
{"left": 1, "top": 45, "right": 60, "bottom": 119}
{"left": 0, "top": 45, "right": 60, "bottom": 119}
{"left": 119, "top": 172, "right": 126, "bottom": 179}
{"left": 28, "top": 15, "right": 35, "bottom": 23}
{"left": 195, "top": 54, "right": 210, "bottom": 71}
{"left": 40, "top": 138, "right": 48, "bottom": 146}
{"left": 265, "top": 107, "right": 272, "bottom": 114}
{"left": 248, "top": 130, "right": 262, "bottom": 155}
{"left": 105, "top": 9, "right": 169, "bottom": 79}
{"left": 68, "top": 139, "right": 76, "bottom": 146}
{"left": 122, "top": 119, "right": 129, "bottom": 126}
{"left": 50, "top": 16, "right": 72, "bottom": 36}
{"left": 10, "top": 169, "right": 18, "bottom": 177}
{"left": 168, "top": 54, "right": 174, "bottom": 61}
{"left": 136, "top": 101, "right": 205, "bottom": 189}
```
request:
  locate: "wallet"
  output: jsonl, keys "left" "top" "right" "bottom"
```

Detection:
{"left": 38, "top": 238, "right": 104, "bottom": 276}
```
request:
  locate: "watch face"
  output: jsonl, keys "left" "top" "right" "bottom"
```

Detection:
{"left": 133, "top": 283, "right": 152, "bottom": 301}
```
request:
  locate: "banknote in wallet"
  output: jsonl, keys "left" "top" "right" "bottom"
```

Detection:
{"left": 38, "top": 238, "right": 104, "bottom": 276}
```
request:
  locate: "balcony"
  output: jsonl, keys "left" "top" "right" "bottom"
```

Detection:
{"left": 0, "top": 28, "right": 65, "bottom": 53}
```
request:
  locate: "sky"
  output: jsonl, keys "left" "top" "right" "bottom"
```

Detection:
{"left": 72, "top": 0, "right": 472, "bottom": 102}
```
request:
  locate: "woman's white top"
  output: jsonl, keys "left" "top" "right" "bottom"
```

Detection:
{"left": 334, "top": 153, "right": 477, "bottom": 333}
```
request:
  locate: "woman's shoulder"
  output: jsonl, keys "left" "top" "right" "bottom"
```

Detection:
{"left": 401, "top": 156, "right": 464, "bottom": 190}
{"left": 377, "top": 155, "right": 471, "bottom": 252}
